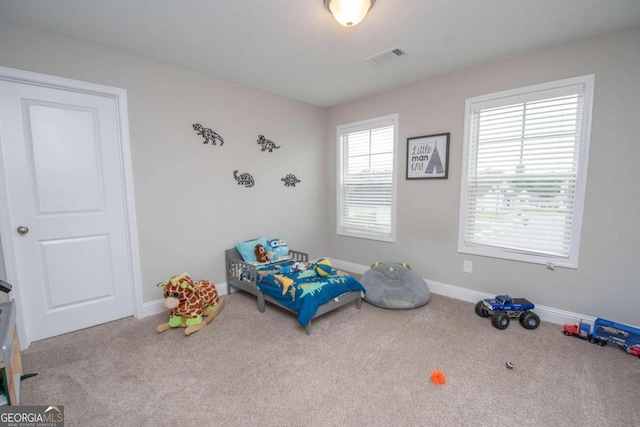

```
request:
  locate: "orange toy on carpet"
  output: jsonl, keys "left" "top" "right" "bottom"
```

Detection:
{"left": 430, "top": 370, "right": 447, "bottom": 385}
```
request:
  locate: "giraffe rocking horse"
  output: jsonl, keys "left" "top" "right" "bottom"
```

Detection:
{"left": 156, "top": 273, "right": 224, "bottom": 336}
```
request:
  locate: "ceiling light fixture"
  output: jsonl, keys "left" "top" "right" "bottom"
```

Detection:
{"left": 325, "top": 0, "right": 376, "bottom": 28}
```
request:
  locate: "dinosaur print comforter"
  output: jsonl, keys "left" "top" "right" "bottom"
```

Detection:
{"left": 255, "top": 260, "right": 365, "bottom": 327}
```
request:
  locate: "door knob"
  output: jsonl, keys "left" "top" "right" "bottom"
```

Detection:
{"left": 16, "top": 226, "right": 29, "bottom": 235}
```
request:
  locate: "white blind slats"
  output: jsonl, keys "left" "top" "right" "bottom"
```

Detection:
{"left": 337, "top": 117, "right": 396, "bottom": 241}
{"left": 462, "top": 83, "right": 588, "bottom": 260}
{"left": 468, "top": 83, "right": 585, "bottom": 112}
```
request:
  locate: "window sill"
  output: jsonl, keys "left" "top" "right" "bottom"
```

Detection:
{"left": 458, "top": 244, "right": 578, "bottom": 269}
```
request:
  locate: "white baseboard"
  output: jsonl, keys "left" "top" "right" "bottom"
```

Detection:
{"left": 139, "top": 281, "right": 231, "bottom": 318}
{"left": 329, "top": 258, "right": 593, "bottom": 327}
{"left": 141, "top": 299, "right": 166, "bottom": 318}
{"left": 140, "top": 262, "right": 593, "bottom": 328}
{"left": 330, "top": 259, "right": 370, "bottom": 276}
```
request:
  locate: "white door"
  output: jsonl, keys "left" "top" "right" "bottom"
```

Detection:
{"left": 0, "top": 69, "right": 140, "bottom": 343}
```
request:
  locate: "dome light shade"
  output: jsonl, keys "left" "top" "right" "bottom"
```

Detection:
{"left": 325, "top": 0, "right": 375, "bottom": 28}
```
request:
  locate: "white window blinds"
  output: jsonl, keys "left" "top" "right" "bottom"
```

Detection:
{"left": 337, "top": 115, "right": 397, "bottom": 242}
{"left": 459, "top": 76, "right": 594, "bottom": 267}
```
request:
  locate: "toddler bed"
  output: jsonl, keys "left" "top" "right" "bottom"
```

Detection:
{"left": 225, "top": 239, "right": 364, "bottom": 335}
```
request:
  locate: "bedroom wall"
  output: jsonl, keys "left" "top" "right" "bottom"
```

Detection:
{"left": 0, "top": 20, "right": 328, "bottom": 304}
{"left": 326, "top": 26, "right": 640, "bottom": 326}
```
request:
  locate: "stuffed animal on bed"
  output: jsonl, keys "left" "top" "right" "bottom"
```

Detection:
{"left": 266, "top": 238, "right": 289, "bottom": 261}
{"left": 156, "top": 273, "right": 222, "bottom": 332}
{"left": 255, "top": 244, "right": 269, "bottom": 263}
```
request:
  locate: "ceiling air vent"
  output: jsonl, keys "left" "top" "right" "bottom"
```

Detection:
{"left": 367, "top": 47, "right": 407, "bottom": 65}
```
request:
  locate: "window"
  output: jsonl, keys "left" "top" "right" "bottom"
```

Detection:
{"left": 458, "top": 75, "right": 594, "bottom": 268}
{"left": 337, "top": 114, "right": 398, "bottom": 242}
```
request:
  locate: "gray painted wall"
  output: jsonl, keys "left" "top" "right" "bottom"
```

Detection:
{"left": 1, "top": 20, "right": 638, "bottom": 326}
{"left": 326, "top": 26, "right": 640, "bottom": 326}
{"left": 0, "top": 21, "right": 328, "bottom": 303}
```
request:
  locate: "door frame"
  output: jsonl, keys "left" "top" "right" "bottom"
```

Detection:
{"left": 0, "top": 66, "right": 144, "bottom": 349}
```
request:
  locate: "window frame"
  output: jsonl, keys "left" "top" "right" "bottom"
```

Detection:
{"left": 457, "top": 75, "right": 595, "bottom": 268}
{"left": 336, "top": 113, "right": 398, "bottom": 243}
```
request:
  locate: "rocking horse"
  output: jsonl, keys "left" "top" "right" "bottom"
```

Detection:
{"left": 156, "top": 272, "right": 224, "bottom": 336}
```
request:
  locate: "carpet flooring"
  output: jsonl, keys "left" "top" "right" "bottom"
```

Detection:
{"left": 19, "top": 292, "right": 640, "bottom": 426}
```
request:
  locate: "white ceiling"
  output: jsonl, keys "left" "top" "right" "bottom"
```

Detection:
{"left": 1, "top": 0, "right": 639, "bottom": 107}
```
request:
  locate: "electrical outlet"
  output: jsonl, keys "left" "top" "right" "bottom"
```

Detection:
{"left": 463, "top": 260, "right": 473, "bottom": 273}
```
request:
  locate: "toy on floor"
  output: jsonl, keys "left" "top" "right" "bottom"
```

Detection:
{"left": 562, "top": 318, "right": 640, "bottom": 357}
{"left": 475, "top": 294, "right": 540, "bottom": 330}
{"left": 156, "top": 273, "right": 224, "bottom": 336}
{"left": 430, "top": 370, "right": 446, "bottom": 385}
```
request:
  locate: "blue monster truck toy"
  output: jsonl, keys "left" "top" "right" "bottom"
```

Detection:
{"left": 475, "top": 295, "right": 540, "bottom": 330}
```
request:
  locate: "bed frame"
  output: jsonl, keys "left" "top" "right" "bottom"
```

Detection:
{"left": 225, "top": 247, "right": 362, "bottom": 335}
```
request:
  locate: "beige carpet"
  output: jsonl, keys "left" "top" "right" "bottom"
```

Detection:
{"left": 19, "top": 293, "right": 640, "bottom": 426}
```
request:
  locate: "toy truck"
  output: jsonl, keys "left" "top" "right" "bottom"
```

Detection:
{"left": 562, "top": 318, "right": 640, "bottom": 358}
{"left": 475, "top": 294, "right": 540, "bottom": 330}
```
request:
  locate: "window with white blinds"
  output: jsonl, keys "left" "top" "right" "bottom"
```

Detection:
{"left": 458, "top": 76, "right": 594, "bottom": 268}
{"left": 337, "top": 114, "right": 398, "bottom": 242}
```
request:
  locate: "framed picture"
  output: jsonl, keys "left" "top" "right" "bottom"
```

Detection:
{"left": 406, "top": 133, "right": 450, "bottom": 180}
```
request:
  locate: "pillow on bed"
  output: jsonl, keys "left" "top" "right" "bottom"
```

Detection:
{"left": 236, "top": 236, "right": 268, "bottom": 263}
{"left": 266, "top": 238, "right": 290, "bottom": 262}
